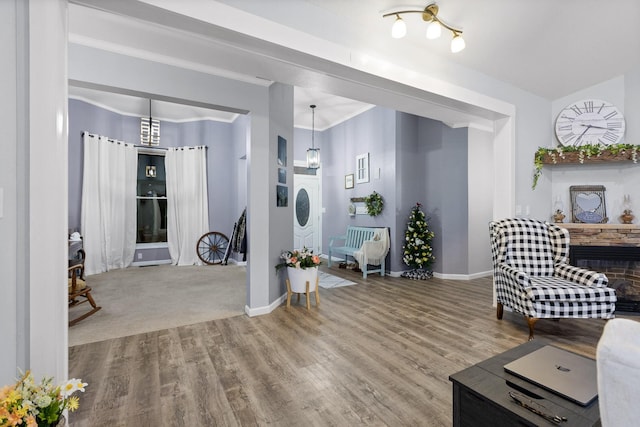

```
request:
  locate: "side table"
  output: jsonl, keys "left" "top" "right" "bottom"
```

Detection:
{"left": 449, "top": 340, "right": 600, "bottom": 427}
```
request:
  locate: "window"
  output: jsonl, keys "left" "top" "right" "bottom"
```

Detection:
{"left": 137, "top": 152, "right": 167, "bottom": 243}
{"left": 356, "top": 152, "right": 370, "bottom": 184}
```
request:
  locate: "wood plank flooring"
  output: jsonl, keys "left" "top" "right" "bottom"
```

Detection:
{"left": 69, "top": 266, "right": 621, "bottom": 426}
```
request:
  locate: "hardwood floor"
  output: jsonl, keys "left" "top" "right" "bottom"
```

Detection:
{"left": 69, "top": 266, "right": 616, "bottom": 426}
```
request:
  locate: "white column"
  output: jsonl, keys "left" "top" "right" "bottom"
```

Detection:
{"left": 28, "top": 0, "right": 69, "bottom": 382}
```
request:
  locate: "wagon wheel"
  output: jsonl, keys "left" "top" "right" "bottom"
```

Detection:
{"left": 196, "top": 232, "right": 230, "bottom": 265}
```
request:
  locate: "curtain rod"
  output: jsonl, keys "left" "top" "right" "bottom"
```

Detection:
{"left": 82, "top": 131, "right": 128, "bottom": 146}
{"left": 82, "top": 132, "right": 207, "bottom": 151}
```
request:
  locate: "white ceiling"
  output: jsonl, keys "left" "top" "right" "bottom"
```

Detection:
{"left": 69, "top": 0, "right": 640, "bottom": 127}
{"left": 210, "top": 0, "right": 640, "bottom": 100}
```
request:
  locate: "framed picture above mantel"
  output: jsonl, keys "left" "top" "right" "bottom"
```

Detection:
{"left": 570, "top": 185, "right": 607, "bottom": 224}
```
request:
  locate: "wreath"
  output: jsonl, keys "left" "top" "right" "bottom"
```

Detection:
{"left": 365, "top": 191, "right": 384, "bottom": 216}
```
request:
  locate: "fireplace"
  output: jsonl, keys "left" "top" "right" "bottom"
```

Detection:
{"left": 563, "top": 223, "right": 640, "bottom": 313}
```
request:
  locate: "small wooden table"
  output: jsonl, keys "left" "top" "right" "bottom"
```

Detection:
{"left": 449, "top": 340, "right": 600, "bottom": 426}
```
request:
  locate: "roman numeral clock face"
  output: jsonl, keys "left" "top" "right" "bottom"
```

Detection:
{"left": 555, "top": 99, "right": 625, "bottom": 147}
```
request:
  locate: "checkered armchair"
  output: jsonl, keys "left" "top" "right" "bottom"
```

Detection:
{"left": 490, "top": 218, "right": 616, "bottom": 340}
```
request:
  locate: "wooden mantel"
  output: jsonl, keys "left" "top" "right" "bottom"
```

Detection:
{"left": 556, "top": 223, "right": 640, "bottom": 246}
{"left": 539, "top": 148, "right": 638, "bottom": 165}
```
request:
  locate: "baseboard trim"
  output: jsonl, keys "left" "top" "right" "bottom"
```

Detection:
{"left": 433, "top": 270, "right": 492, "bottom": 281}
{"left": 387, "top": 269, "right": 492, "bottom": 280}
{"left": 245, "top": 293, "right": 286, "bottom": 317}
{"left": 130, "top": 259, "right": 172, "bottom": 267}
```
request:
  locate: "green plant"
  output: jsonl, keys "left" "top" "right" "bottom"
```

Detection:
{"left": 365, "top": 191, "right": 384, "bottom": 216}
{"left": 1, "top": 370, "right": 87, "bottom": 427}
{"left": 275, "top": 247, "right": 321, "bottom": 271}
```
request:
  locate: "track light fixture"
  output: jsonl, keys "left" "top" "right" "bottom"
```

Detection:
{"left": 383, "top": 3, "right": 465, "bottom": 53}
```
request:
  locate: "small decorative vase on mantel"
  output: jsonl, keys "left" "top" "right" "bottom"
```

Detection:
{"left": 621, "top": 210, "right": 635, "bottom": 224}
{"left": 553, "top": 209, "right": 565, "bottom": 223}
{"left": 286, "top": 266, "right": 320, "bottom": 310}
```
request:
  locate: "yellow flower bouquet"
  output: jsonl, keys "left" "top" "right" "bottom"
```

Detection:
{"left": 0, "top": 370, "right": 87, "bottom": 427}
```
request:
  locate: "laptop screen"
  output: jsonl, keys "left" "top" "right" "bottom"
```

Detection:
{"left": 503, "top": 345, "right": 598, "bottom": 406}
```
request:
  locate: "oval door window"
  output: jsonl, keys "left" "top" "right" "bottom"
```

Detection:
{"left": 296, "top": 189, "right": 310, "bottom": 227}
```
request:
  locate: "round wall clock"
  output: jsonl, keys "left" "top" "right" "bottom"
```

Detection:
{"left": 555, "top": 99, "right": 625, "bottom": 147}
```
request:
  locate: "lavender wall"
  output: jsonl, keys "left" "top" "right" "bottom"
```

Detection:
{"left": 395, "top": 112, "right": 423, "bottom": 272}
{"left": 293, "top": 106, "right": 471, "bottom": 275}
{"left": 319, "top": 107, "right": 396, "bottom": 258}
{"left": 69, "top": 98, "right": 472, "bottom": 274}
{"left": 68, "top": 99, "right": 240, "bottom": 263}
{"left": 421, "top": 119, "right": 469, "bottom": 274}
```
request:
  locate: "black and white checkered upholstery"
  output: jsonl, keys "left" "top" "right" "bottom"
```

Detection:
{"left": 490, "top": 218, "right": 616, "bottom": 319}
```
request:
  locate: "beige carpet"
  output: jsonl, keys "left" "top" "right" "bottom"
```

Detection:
{"left": 69, "top": 264, "right": 246, "bottom": 347}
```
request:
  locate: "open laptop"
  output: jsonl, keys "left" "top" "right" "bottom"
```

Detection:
{"left": 503, "top": 345, "right": 598, "bottom": 406}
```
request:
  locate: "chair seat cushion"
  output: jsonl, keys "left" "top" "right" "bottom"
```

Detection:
{"left": 69, "top": 278, "right": 87, "bottom": 293}
{"left": 527, "top": 276, "right": 617, "bottom": 302}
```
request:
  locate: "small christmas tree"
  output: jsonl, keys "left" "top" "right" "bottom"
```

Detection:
{"left": 401, "top": 202, "right": 435, "bottom": 280}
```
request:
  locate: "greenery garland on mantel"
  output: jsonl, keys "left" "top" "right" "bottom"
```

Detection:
{"left": 532, "top": 143, "right": 640, "bottom": 189}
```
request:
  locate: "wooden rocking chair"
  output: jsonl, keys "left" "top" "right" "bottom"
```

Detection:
{"left": 68, "top": 250, "right": 101, "bottom": 326}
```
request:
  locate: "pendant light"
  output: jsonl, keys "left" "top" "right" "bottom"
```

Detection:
{"left": 306, "top": 104, "right": 320, "bottom": 169}
{"left": 140, "top": 99, "right": 160, "bottom": 146}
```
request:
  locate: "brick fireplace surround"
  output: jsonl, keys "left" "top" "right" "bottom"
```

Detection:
{"left": 561, "top": 223, "right": 640, "bottom": 310}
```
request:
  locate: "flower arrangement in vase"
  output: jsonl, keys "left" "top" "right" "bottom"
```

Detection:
{"left": 0, "top": 370, "right": 87, "bottom": 427}
{"left": 276, "top": 247, "right": 321, "bottom": 295}
{"left": 275, "top": 247, "right": 321, "bottom": 271}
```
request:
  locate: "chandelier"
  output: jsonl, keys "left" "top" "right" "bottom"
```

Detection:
{"left": 140, "top": 99, "right": 160, "bottom": 146}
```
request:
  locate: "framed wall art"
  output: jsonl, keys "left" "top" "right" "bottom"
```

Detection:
{"left": 277, "top": 135, "right": 287, "bottom": 167}
{"left": 276, "top": 185, "right": 288, "bottom": 207}
{"left": 570, "top": 185, "right": 607, "bottom": 223}
{"left": 356, "top": 153, "right": 369, "bottom": 184}
{"left": 345, "top": 174, "right": 354, "bottom": 189}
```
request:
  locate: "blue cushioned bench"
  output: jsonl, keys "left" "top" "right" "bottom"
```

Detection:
{"left": 328, "top": 226, "right": 385, "bottom": 278}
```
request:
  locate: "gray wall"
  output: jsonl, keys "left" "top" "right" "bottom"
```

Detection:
{"left": 72, "top": 94, "right": 482, "bottom": 277}
{"left": 316, "top": 106, "right": 398, "bottom": 268}
{"left": 1, "top": 0, "right": 20, "bottom": 383}
{"left": 294, "top": 106, "right": 474, "bottom": 275}
{"left": 68, "top": 99, "right": 240, "bottom": 263}
{"left": 395, "top": 113, "right": 423, "bottom": 272}
{"left": 268, "top": 83, "right": 294, "bottom": 301}
{"left": 69, "top": 43, "right": 288, "bottom": 313}
{"left": 421, "top": 119, "right": 469, "bottom": 274}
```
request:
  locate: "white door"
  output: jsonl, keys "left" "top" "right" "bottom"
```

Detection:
{"left": 293, "top": 173, "right": 321, "bottom": 254}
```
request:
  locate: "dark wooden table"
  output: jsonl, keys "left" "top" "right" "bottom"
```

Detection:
{"left": 449, "top": 340, "right": 600, "bottom": 426}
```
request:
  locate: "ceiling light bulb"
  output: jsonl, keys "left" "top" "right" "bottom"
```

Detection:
{"left": 391, "top": 16, "right": 407, "bottom": 38}
{"left": 451, "top": 34, "right": 465, "bottom": 53}
{"left": 426, "top": 21, "right": 442, "bottom": 39}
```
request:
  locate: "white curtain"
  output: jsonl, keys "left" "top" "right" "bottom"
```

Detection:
{"left": 166, "top": 146, "right": 210, "bottom": 265}
{"left": 81, "top": 133, "right": 138, "bottom": 275}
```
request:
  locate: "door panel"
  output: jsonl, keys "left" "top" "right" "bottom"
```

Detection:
{"left": 294, "top": 174, "right": 320, "bottom": 254}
